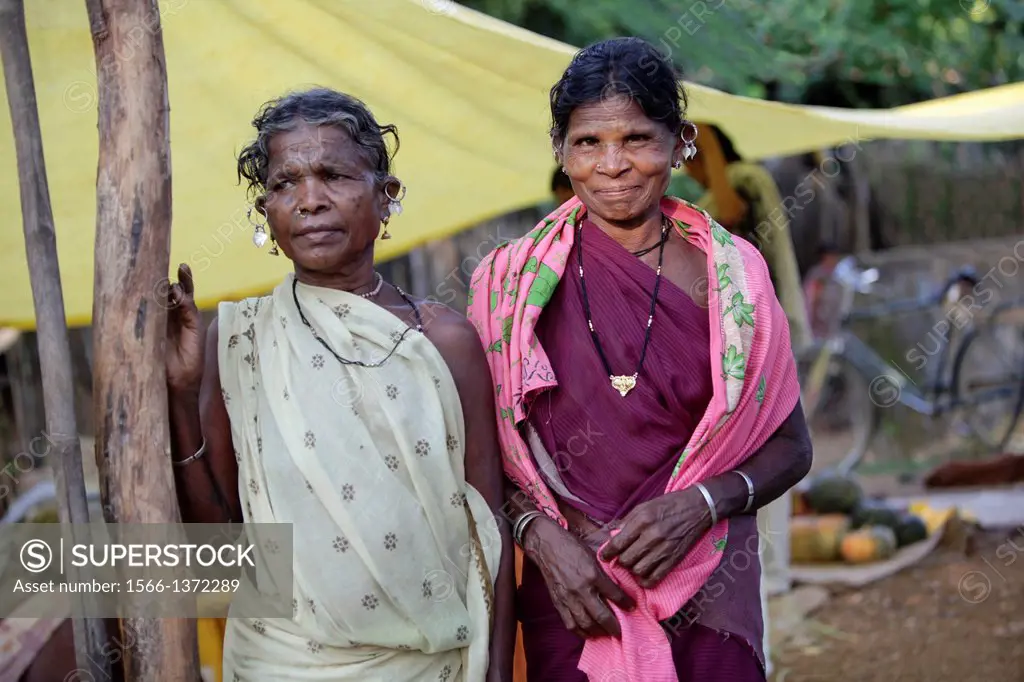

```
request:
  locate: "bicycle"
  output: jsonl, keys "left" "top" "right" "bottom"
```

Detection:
{"left": 797, "top": 256, "right": 1024, "bottom": 476}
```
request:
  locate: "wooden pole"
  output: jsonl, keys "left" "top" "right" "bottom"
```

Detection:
{"left": 0, "top": 0, "right": 113, "bottom": 678}
{"left": 84, "top": 0, "right": 200, "bottom": 679}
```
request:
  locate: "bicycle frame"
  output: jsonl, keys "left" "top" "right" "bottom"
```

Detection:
{"left": 827, "top": 258, "right": 999, "bottom": 410}
{"left": 818, "top": 331, "right": 938, "bottom": 417}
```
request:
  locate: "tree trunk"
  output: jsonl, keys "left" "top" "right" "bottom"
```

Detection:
{"left": 84, "top": 0, "right": 199, "bottom": 679}
{"left": 0, "top": 0, "right": 112, "bottom": 677}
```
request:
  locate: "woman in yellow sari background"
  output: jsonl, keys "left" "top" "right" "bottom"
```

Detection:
{"left": 163, "top": 87, "right": 515, "bottom": 681}
{"left": 685, "top": 123, "right": 811, "bottom": 350}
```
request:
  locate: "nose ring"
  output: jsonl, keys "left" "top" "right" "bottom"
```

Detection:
{"left": 297, "top": 208, "right": 308, "bottom": 217}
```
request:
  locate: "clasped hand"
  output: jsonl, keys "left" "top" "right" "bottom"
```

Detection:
{"left": 599, "top": 486, "right": 715, "bottom": 589}
{"left": 528, "top": 486, "right": 714, "bottom": 641}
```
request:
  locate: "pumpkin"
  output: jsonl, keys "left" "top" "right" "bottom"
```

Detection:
{"left": 804, "top": 471, "right": 864, "bottom": 515}
{"left": 790, "top": 514, "right": 850, "bottom": 563}
{"left": 839, "top": 526, "right": 897, "bottom": 564}
{"left": 850, "top": 499, "right": 902, "bottom": 531}
{"left": 894, "top": 512, "right": 929, "bottom": 547}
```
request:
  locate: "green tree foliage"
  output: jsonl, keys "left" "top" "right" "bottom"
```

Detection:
{"left": 457, "top": 0, "right": 1023, "bottom": 107}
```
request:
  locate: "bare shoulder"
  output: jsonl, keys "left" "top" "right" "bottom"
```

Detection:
{"left": 417, "top": 300, "right": 487, "bottom": 369}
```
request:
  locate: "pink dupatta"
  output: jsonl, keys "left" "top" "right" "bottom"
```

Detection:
{"left": 467, "top": 196, "right": 800, "bottom": 681}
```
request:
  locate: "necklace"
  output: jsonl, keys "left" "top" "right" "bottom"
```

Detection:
{"left": 291, "top": 275, "right": 424, "bottom": 369}
{"left": 631, "top": 230, "right": 670, "bottom": 258}
{"left": 578, "top": 217, "right": 668, "bottom": 397}
{"left": 361, "top": 271, "right": 385, "bottom": 298}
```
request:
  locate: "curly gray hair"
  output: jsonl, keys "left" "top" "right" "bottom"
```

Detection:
{"left": 236, "top": 88, "right": 399, "bottom": 198}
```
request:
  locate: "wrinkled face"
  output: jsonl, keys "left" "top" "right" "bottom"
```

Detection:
{"left": 258, "top": 122, "right": 396, "bottom": 273}
{"left": 557, "top": 96, "right": 682, "bottom": 226}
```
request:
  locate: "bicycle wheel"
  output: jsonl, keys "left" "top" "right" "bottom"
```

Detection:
{"left": 796, "top": 341, "right": 877, "bottom": 475}
{"left": 951, "top": 308, "right": 1024, "bottom": 453}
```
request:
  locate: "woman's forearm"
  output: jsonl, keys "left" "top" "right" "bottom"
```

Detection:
{"left": 487, "top": 522, "right": 516, "bottom": 682}
{"left": 503, "top": 481, "right": 564, "bottom": 563}
{"left": 702, "top": 401, "right": 813, "bottom": 520}
{"left": 169, "top": 388, "right": 232, "bottom": 523}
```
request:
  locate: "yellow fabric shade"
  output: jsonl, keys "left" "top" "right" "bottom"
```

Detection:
{"left": 2, "top": 0, "right": 1023, "bottom": 329}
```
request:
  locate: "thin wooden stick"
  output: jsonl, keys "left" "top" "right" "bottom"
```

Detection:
{"left": 0, "top": 0, "right": 112, "bottom": 678}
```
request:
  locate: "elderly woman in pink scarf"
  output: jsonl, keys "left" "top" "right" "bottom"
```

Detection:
{"left": 467, "top": 38, "right": 812, "bottom": 682}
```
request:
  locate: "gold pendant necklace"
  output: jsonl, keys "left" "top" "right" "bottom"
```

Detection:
{"left": 610, "top": 373, "right": 639, "bottom": 397}
{"left": 578, "top": 218, "right": 669, "bottom": 398}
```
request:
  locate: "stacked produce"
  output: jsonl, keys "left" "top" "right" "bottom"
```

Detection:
{"left": 789, "top": 471, "right": 930, "bottom": 565}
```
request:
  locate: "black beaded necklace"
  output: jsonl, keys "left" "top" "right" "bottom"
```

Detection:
{"left": 630, "top": 229, "right": 670, "bottom": 258}
{"left": 291, "top": 275, "right": 424, "bottom": 368}
{"left": 577, "top": 217, "right": 669, "bottom": 397}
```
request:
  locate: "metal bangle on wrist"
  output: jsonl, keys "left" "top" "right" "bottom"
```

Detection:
{"left": 734, "top": 470, "right": 755, "bottom": 513}
{"left": 693, "top": 482, "right": 718, "bottom": 526}
{"left": 512, "top": 510, "right": 545, "bottom": 547}
{"left": 172, "top": 438, "right": 207, "bottom": 467}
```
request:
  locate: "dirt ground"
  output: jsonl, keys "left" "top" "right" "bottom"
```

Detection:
{"left": 769, "top": 526, "right": 1024, "bottom": 682}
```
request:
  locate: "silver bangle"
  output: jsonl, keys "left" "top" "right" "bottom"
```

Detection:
{"left": 514, "top": 511, "right": 543, "bottom": 544}
{"left": 734, "top": 470, "right": 755, "bottom": 513}
{"left": 173, "top": 439, "right": 207, "bottom": 467}
{"left": 513, "top": 510, "right": 544, "bottom": 547}
{"left": 693, "top": 482, "right": 718, "bottom": 526}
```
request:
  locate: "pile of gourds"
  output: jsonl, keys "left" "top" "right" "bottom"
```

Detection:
{"left": 789, "top": 471, "right": 930, "bottom": 564}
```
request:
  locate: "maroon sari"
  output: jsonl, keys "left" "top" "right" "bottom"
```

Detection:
{"left": 518, "top": 220, "right": 767, "bottom": 681}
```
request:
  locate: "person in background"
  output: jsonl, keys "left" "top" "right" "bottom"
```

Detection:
{"left": 685, "top": 124, "right": 812, "bottom": 350}
{"left": 164, "top": 88, "right": 514, "bottom": 681}
{"left": 802, "top": 242, "right": 844, "bottom": 341}
{"left": 551, "top": 166, "right": 576, "bottom": 206}
{"left": 469, "top": 37, "right": 812, "bottom": 682}
{"left": 800, "top": 242, "right": 850, "bottom": 432}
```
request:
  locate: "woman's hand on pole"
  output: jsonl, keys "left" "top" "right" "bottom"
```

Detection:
{"left": 165, "top": 263, "right": 206, "bottom": 393}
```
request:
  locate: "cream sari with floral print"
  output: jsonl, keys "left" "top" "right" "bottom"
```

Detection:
{"left": 217, "top": 274, "right": 500, "bottom": 682}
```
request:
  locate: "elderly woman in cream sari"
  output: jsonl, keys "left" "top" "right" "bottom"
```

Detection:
{"left": 163, "top": 88, "right": 514, "bottom": 681}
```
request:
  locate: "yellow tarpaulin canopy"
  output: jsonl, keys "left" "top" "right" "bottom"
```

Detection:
{"left": 3, "top": 0, "right": 1023, "bottom": 329}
